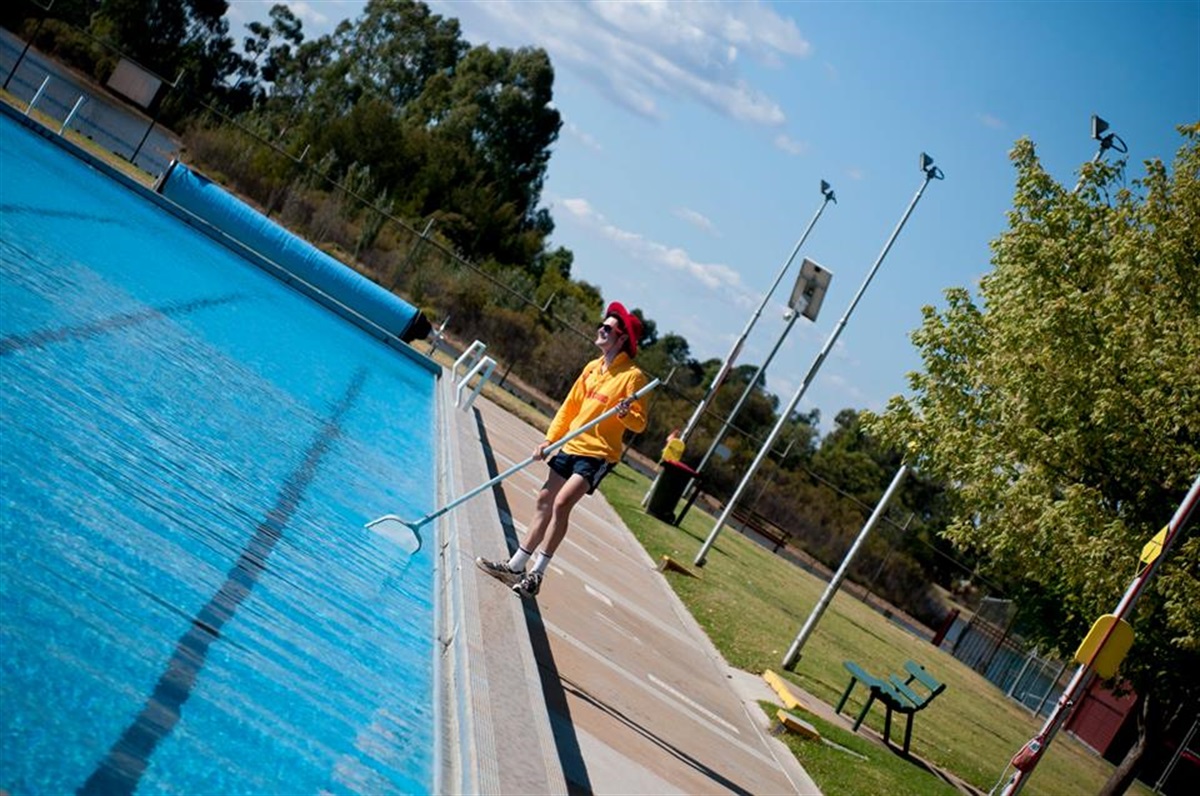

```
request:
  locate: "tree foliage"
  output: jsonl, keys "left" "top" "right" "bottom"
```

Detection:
{"left": 868, "top": 125, "right": 1200, "bottom": 790}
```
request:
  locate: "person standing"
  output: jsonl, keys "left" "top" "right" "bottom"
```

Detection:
{"left": 476, "top": 302, "right": 649, "bottom": 598}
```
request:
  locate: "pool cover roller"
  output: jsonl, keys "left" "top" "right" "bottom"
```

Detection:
{"left": 157, "top": 162, "right": 430, "bottom": 343}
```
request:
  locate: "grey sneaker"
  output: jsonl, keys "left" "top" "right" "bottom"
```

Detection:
{"left": 512, "top": 571, "right": 543, "bottom": 599}
{"left": 475, "top": 557, "right": 524, "bottom": 585}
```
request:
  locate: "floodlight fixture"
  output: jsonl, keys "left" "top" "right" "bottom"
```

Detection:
{"left": 1090, "top": 113, "right": 1128, "bottom": 160}
{"left": 788, "top": 257, "right": 833, "bottom": 322}
{"left": 920, "top": 152, "right": 944, "bottom": 180}
{"left": 821, "top": 179, "right": 837, "bottom": 204}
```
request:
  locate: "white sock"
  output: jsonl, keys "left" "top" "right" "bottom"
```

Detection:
{"left": 508, "top": 547, "right": 532, "bottom": 570}
{"left": 531, "top": 551, "right": 552, "bottom": 576}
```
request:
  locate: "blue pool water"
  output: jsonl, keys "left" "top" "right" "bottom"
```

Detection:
{"left": 1, "top": 113, "right": 440, "bottom": 793}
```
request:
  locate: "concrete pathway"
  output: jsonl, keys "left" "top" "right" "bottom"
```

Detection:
{"left": 451, "top": 392, "right": 819, "bottom": 795}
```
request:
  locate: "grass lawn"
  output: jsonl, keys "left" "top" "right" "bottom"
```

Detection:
{"left": 760, "top": 702, "right": 961, "bottom": 796}
{"left": 599, "top": 466, "right": 1149, "bottom": 796}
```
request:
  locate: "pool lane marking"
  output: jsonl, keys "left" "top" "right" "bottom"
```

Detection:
{"left": 0, "top": 203, "right": 134, "bottom": 226}
{"left": 0, "top": 293, "right": 245, "bottom": 355}
{"left": 77, "top": 367, "right": 368, "bottom": 796}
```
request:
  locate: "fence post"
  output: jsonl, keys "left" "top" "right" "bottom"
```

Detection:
{"left": 59, "top": 95, "right": 85, "bottom": 135}
{"left": 25, "top": 74, "right": 50, "bottom": 115}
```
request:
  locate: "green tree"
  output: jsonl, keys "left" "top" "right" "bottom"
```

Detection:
{"left": 242, "top": 3, "right": 304, "bottom": 88}
{"left": 421, "top": 44, "right": 561, "bottom": 265}
{"left": 867, "top": 125, "right": 1200, "bottom": 794}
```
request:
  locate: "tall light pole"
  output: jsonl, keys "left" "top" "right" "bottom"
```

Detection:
{"left": 782, "top": 463, "right": 910, "bottom": 669}
{"left": 642, "top": 181, "right": 835, "bottom": 507}
{"left": 672, "top": 258, "right": 833, "bottom": 526}
{"left": 1089, "top": 114, "right": 1128, "bottom": 162}
{"left": 1074, "top": 115, "right": 1127, "bottom": 193}
{"left": 694, "top": 153, "right": 943, "bottom": 567}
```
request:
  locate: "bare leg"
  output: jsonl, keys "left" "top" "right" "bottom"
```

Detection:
{"left": 540, "top": 474, "right": 591, "bottom": 556}
{"left": 520, "top": 471, "right": 589, "bottom": 555}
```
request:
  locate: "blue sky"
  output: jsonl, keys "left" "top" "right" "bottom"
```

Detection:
{"left": 225, "top": 1, "right": 1199, "bottom": 431}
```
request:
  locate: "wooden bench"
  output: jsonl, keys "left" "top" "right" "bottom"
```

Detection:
{"left": 835, "top": 660, "right": 946, "bottom": 755}
{"left": 730, "top": 505, "right": 791, "bottom": 552}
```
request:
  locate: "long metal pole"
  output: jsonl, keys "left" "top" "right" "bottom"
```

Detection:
{"left": 673, "top": 309, "right": 800, "bottom": 525}
{"left": 642, "top": 189, "right": 833, "bottom": 506}
{"left": 3, "top": 1, "right": 53, "bottom": 92}
{"left": 998, "top": 473, "right": 1200, "bottom": 796}
{"left": 694, "top": 160, "right": 941, "bottom": 567}
{"left": 368, "top": 378, "right": 662, "bottom": 531}
{"left": 782, "top": 464, "right": 909, "bottom": 669}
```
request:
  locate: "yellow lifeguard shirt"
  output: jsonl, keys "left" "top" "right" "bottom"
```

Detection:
{"left": 545, "top": 353, "right": 649, "bottom": 463}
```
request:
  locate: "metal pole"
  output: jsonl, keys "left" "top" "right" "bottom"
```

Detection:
{"left": 642, "top": 185, "right": 834, "bottom": 506}
{"left": 25, "top": 75, "right": 50, "bottom": 115}
{"left": 673, "top": 309, "right": 801, "bottom": 524}
{"left": 3, "top": 1, "right": 53, "bottom": 92}
{"left": 694, "top": 157, "right": 942, "bottom": 567}
{"left": 998, "top": 473, "right": 1200, "bottom": 796}
{"left": 782, "top": 464, "right": 909, "bottom": 669}
{"left": 59, "top": 95, "right": 85, "bottom": 135}
{"left": 132, "top": 71, "right": 180, "bottom": 167}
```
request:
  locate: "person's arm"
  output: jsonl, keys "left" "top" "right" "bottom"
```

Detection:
{"left": 614, "top": 371, "right": 650, "bottom": 434}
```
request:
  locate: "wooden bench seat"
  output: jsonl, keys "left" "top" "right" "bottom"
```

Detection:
{"left": 730, "top": 505, "right": 791, "bottom": 552}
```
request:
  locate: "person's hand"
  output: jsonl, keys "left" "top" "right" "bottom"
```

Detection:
{"left": 615, "top": 398, "right": 633, "bottom": 418}
{"left": 533, "top": 442, "right": 550, "bottom": 460}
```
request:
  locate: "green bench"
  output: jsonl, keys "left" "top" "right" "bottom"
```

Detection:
{"left": 835, "top": 659, "right": 946, "bottom": 755}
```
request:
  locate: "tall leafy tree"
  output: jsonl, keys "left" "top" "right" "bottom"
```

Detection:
{"left": 868, "top": 125, "right": 1200, "bottom": 794}
{"left": 335, "top": 0, "right": 467, "bottom": 111}
{"left": 242, "top": 2, "right": 303, "bottom": 87}
{"left": 421, "top": 44, "right": 561, "bottom": 264}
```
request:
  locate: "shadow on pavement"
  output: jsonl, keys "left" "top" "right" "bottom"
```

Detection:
{"left": 473, "top": 408, "right": 594, "bottom": 795}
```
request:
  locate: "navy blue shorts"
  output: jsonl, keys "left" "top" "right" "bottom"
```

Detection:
{"left": 547, "top": 452, "right": 614, "bottom": 495}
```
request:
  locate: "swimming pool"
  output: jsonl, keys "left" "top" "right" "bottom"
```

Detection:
{"left": 1, "top": 110, "right": 442, "bottom": 793}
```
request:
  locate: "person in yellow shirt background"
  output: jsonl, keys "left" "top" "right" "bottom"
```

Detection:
{"left": 660, "top": 428, "right": 685, "bottom": 463}
{"left": 476, "top": 301, "right": 649, "bottom": 598}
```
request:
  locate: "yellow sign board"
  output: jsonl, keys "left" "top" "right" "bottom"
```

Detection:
{"left": 1140, "top": 526, "right": 1168, "bottom": 567}
{"left": 1074, "top": 614, "right": 1135, "bottom": 679}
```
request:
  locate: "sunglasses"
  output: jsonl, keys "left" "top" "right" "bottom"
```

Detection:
{"left": 597, "top": 321, "right": 624, "bottom": 337}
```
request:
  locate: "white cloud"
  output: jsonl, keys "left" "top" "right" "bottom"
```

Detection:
{"left": 825, "top": 372, "right": 868, "bottom": 402}
{"left": 564, "top": 121, "right": 603, "bottom": 152}
{"left": 284, "top": 2, "right": 330, "bottom": 27}
{"left": 560, "top": 198, "right": 743, "bottom": 292}
{"left": 976, "top": 112, "right": 1005, "bottom": 129}
{"left": 847, "top": 167, "right": 866, "bottom": 181}
{"left": 774, "top": 133, "right": 808, "bottom": 156}
{"left": 226, "top": 1, "right": 348, "bottom": 38}
{"left": 673, "top": 207, "right": 719, "bottom": 236}
{"left": 432, "top": 0, "right": 811, "bottom": 127}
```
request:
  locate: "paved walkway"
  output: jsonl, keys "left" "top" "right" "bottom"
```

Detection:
{"left": 447, "top": 388, "right": 819, "bottom": 795}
